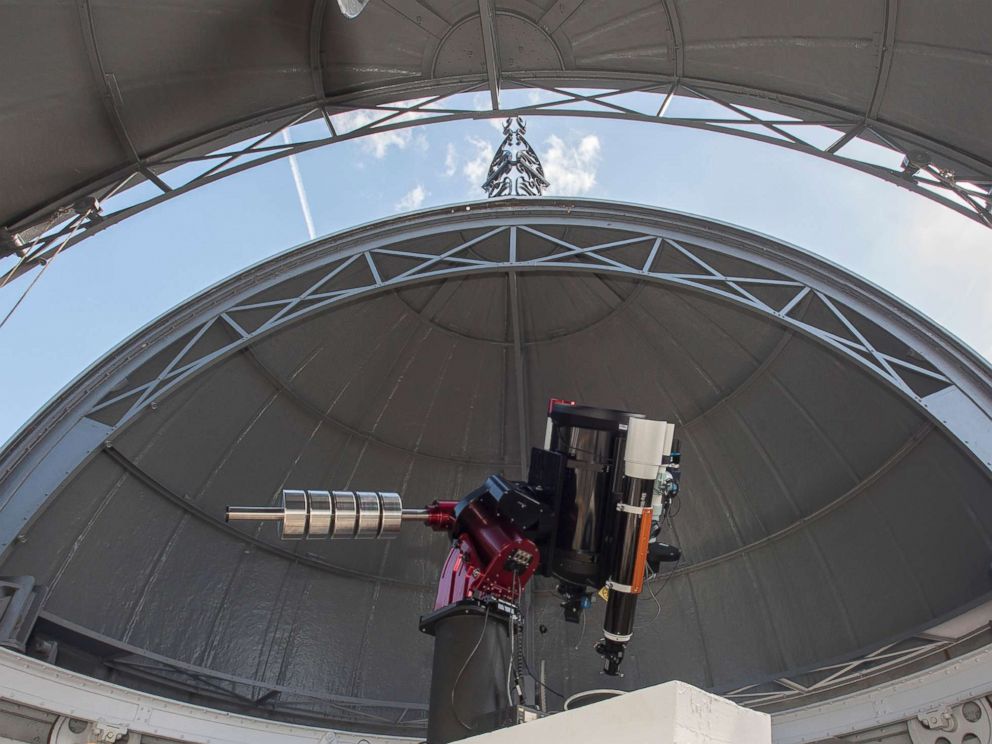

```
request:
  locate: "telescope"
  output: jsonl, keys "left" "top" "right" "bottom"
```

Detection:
{"left": 227, "top": 400, "right": 682, "bottom": 742}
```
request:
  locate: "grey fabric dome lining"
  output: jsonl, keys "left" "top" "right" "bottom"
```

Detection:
{"left": 2, "top": 200, "right": 990, "bottom": 733}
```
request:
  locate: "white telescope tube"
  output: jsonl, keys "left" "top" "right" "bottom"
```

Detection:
{"left": 624, "top": 418, "right": 674, "bottom": 480}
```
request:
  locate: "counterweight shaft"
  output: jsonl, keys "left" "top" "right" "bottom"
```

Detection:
{"left": 226, "top": 489, "right": 412, "bottom": 539}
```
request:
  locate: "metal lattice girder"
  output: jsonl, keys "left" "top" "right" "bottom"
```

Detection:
{"left": 4, "top": 198, "right": 991, "bottom": 499}
{"left": 3, "top": 200, "right": 992, "bottom": 736}
{"left": 0, "top": 644, "right": 421, "bottom": 743}
{"left": 724, "top": 634, "right": 960, "bottom": 708}
{"left": 771, "top": 643, "right": 992, "bottom": 743}
{"left": 81, "top": 213, "right": 953, "bottom": 431}
{"left": 31, "top": 612, "right": 428, "bottom": 733}
{"left": 5, "top": 75, "right": 992, "bottom": 281}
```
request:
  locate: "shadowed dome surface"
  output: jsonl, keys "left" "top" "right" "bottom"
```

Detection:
{"left": 3, "top": 0, "right": 992, "bottom": 251}
{"left": 1, "top": 200, "right": 991, "bottom": 736}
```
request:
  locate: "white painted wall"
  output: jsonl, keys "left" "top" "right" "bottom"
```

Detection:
{"left": 464, "top": 681, "right": 771, "bottom": 744}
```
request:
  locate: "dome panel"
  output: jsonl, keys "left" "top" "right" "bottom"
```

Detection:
{"left": 322, "top": 0, "right": 431, "bottom": 87}
{"left": 559, "top": 0, "right": 672, "bottom": 74}
{"left": 881, "top": 49, "right": 992, "bottom": 166}
{"left": 41, "top": 469, "right": 183, "bottom": 638}
{"left": 680, "top": 0, "right": 879, "bottom": 110}
{"left": 866, "top": 431, "right": 992, "bottom": 615}
{"left": 689, "top": 554, "right": 792, "bottom": 687}
{"left": 90, "top": 0, "right": 313, "bottom": 152}
{"left": 2, "top": 201, "right": 990, "bottom": 734}
{"left": 5, "top": 0, "right": 992, "bottom": 249}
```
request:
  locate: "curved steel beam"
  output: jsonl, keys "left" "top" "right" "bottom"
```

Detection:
{"left": 0, "top": 640, "right": 426, "bottom": 738}
{"left": 5, "top": 70, "right": 992, "bottom": 275}
{"left": 478, "top": 0, "right": 502, "bottom": 108}
{"left": 1, "top": 201, "right": 991, "bottom": 735}
{"left": 2, "top": 201, "right": 990, "bottom": 569}
{"left": 0, "top": 200, "right": 980, "bottom": 444}
{"left": 867, "top": 0, "right": 899, "bottom": 120}
{"left": 81, "top": 238, "right": 944, "bottom": 432}
{"left": 771, "top": 642, "right": 992, "bottom": 742}
{"left": 77, "top": 0, "right": 139, "bottom": 167}
{"left": 659, "top": 0, "right": 685, "bottom": 79}
{"left": 308, "top": 0, "right": 333, "bottom": 134}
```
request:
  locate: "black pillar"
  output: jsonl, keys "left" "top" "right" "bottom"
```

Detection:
{"left": 420, "top": 601, "right": 513, "bottom": 744}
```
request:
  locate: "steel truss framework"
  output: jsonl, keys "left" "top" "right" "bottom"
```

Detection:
{"left": 27, "top": 610, "right": 992, "bottom": 739}
{"left": 32, "top": 613, "right": 428, "bottom": 734}
{"left": 83, "top": 213, "right": 954, "bottom": 430}
{"left": 3, "top": 202, "right": 992, "bottom": 732}
{"left": 723, "top": 623, "right": 992, "bottom": 711}
{"left": 0, "top": 645, "right": 417, "bottom": 744}
{"left": 6, "top": 76, "right": 992, "bottom": 283}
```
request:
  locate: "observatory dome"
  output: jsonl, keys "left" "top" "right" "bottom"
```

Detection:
{"left": 2, "top": 2, "right": 992, "bottom": 742}
{"left": 2, "top": 200, "right": 990, "bottom": 738}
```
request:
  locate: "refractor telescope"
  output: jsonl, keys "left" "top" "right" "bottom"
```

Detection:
{"left": 227, "top": 400, "right": 682, "bottom": 742}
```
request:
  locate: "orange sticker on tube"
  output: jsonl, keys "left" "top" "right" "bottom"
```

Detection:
{"left": 631, "top": 507, "right": 654, "bottom": 594}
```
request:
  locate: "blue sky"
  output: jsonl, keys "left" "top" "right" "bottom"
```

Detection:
{"left": 1, "top": 113, "right": 990, "bottom": 447}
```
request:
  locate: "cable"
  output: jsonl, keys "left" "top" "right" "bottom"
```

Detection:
{"left": 451, "top": 604, "right": 491, "bottom": 732}
{"left": 514, "top": 576, "right": 564, "bottom": 704}
{"left": 634, "top": 556, "right": 681, "bottom": 629}
{"left": 521, "top": 654, "right": 565, "bottom": 700}
{"left": 0, "top": 214, "right": 89, "bottom": 332}
{"left": 643, "top": 571, "right": 664, "bottom": 626}
{"left": 0, "top": 254, "right": 29, "bottom": 291}
{"left": 506, "top": 574, "right": 523, "bottom": 707}
{"left": 0, "top": 213, "right": 61, "bottom": 291}
{"left": 563, "top": 689, "right": 626, "bottom": 711}
{"left": 514, "top": 576, "right": 525, "bottom": 702}
{"left": 634, "top": 498, "right": 683, "bottom": 629}
{"left": 506, "top": 605, "right": 516, "bottom": 704}
{"left": 0, "top": 267, "right": 47, "bottom": 331}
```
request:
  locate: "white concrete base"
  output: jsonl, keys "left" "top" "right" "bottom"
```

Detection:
{"left": 466, "top": 681, "right": 771, "bottom": 744}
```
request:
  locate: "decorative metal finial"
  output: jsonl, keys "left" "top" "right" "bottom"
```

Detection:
{"left": 482, "top": 117, "right": 550, "bottom": 198}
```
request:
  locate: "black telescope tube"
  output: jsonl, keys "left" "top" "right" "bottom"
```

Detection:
{"left": 599, "top": 474, "right": 651, "bottom": 675}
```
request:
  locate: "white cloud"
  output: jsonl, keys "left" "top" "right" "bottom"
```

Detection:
{"left": 365, "top": 129, "right": 413, "bottom": 158}
{"left": 444, "top": 143, "right": 458, "bottom": 176}
{"left": 463, "top": 136, "right": 495, "bottom": 193}
{"left": 542, "top": 134, "right": 601, "bottom": 196}
{"left": 395, "top": 184, "right": 426, "bottom": 212}
{"left": 452, "top": 130, "right": 601, "bottom": 198}
{"left": 471, "top": 92, "right": 492, "bottom": 112}
{"left": 895, "top": 206, "right": 992, "bottom": 359}
{"left": 331, "top": 110, "right": 414, "bottom": 159}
